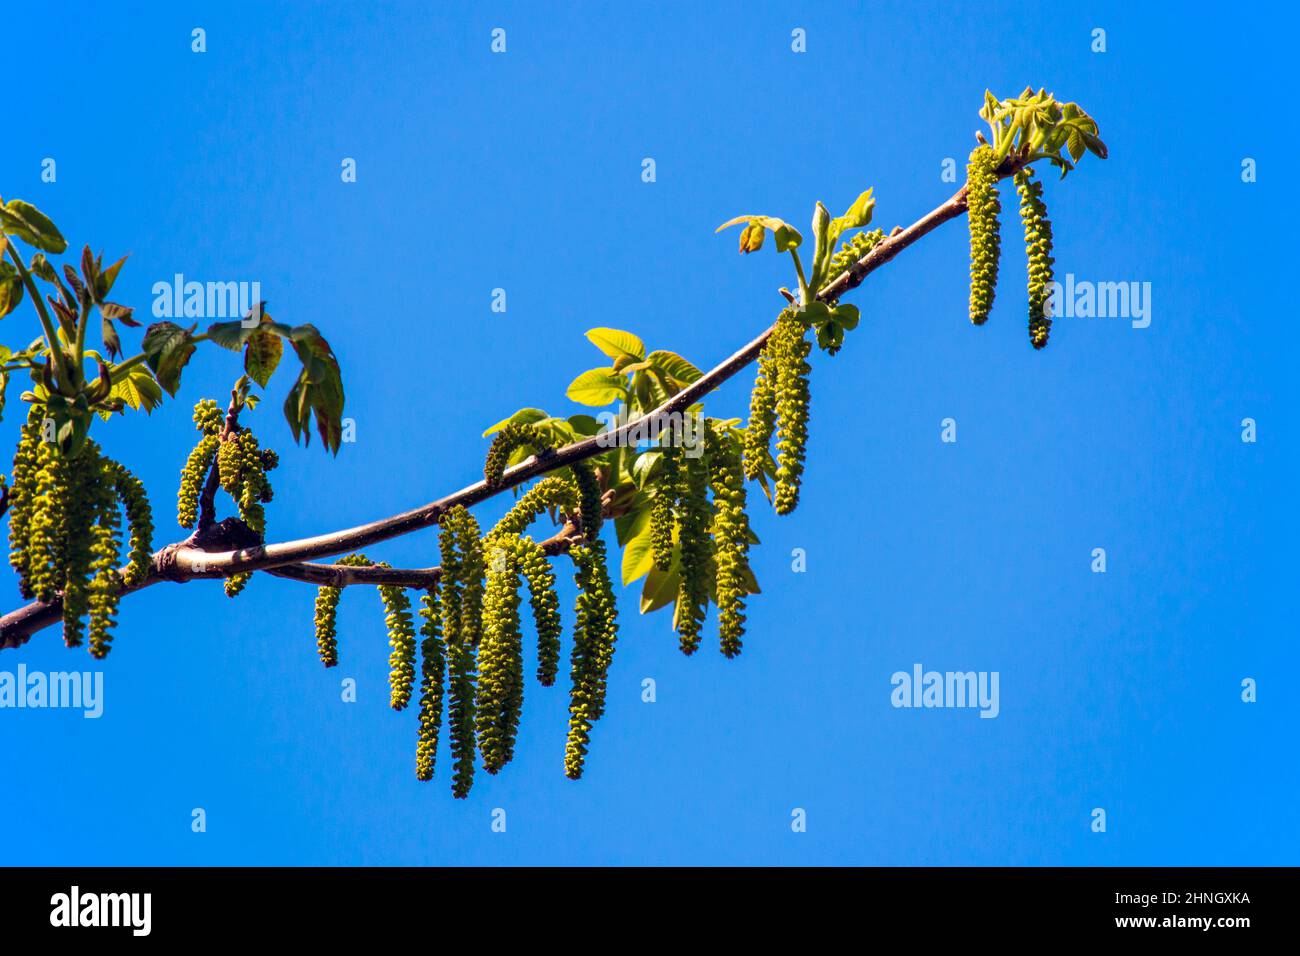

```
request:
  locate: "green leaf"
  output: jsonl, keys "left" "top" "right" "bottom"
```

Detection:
{"left": 141, "top": 321, "right": 196, "bottom": 396}
{"left": 0, "top": 262, "right": 24, "bottom": 318}
{"left": 644, "top": 351, "right": 702, "bottom": 390}
{"left": 585, "top": 328, "right": 645, "bottom": 362}
{"left": 97, "top": 254, "right": 128, "bottom": 301}
{"left": 287, "top": 324, "right": 345, "bottom": 453}
{"left": 774, "top": 223, "right": 802, "bottom": 252}
{"left": 29, "top": 253, "right": 57, "bottom": 283}
{"left": 482, "top": 407, "right": 549, "bottom": 437}
{"left": 811, "top": 201, "right": 832, "bottom": 285}
{"left": 828, "top": 188, "right": 875, "bottom": 246}
{"left": 566, "top": 413, "right": 602, "bottom": 436}
{"left": 245, "top": 326, "right": 283, "bottom": 387}
{"left": 110, "top": 364, "right": 163, "bottom": 414}
{"left": 619, "top": 505, "right": 656, "bottom": 585}
{"left": 630, "top": 449, "right": 662, "bottom": 489}
{"left": 640, "top": 562, "right": 681, "bottom": 614}
{"left": 716, "top": 214, "right": 790, "bottom": 233}
{"left": 831, "top": 303, "right": 860, "bottom": 331}
{"left": 0, "top": 200, "right": 67, "bottom": 254}
{"left": 801, "top": 301, "right": 831, "bottom": 323}
{"left": 816, "top": 322, "right": 845, "bottom": 354}
{"left": 207, "top": 319, "right": 256, "bottom": 352}
{"left": 565, "top": 367, "right": 627, "bottom": 406}
{"left": 283, "top": 379, "right": 305, "bottom": 443}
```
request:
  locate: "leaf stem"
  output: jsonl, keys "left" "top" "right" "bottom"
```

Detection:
{"left": 2, "top": 236, "right": 74, "bottom": 383}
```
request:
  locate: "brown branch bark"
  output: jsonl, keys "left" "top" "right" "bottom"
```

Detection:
{"left": 0, "top": 156, "right": 1024, "bottom": 650}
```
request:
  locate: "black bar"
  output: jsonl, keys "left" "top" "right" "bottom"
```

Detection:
{"left": 0, "top": 866, "right": 1288, "bottom": 940}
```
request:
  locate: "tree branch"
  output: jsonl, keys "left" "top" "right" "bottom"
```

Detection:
{"left": 0, "top": 157, "right": 1024, "bottom": 650}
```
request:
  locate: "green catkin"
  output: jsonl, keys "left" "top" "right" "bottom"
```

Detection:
{"left": 7, "top": 411, "right": 44, "bottom": 596}
{"left": 109, "top": 461, "right": 153, "bottom": 587}
{"left": 379, "top": 575, "right": 417, "bottom": 711}
{"left": 707, "top": 424, "right": 750, "bottom": 658}
{"left": 741, "top": 318, "right": 783, "bottom": 481}
{"left": 824, "top": 228, "right": 886, "bottom": 287}
{"left": 488, "top": 476, "right": 579, "bottom": 539}
{"left": 1015, "top": 169, "right": 1054, "bottom": 349}
{"left": 484, "top": 422, "right": 552, "bottom": 487}
{"left": 6, "top": 425, "right": 144, "bottom": 655}
{"left": 192, "top": 398, "right": 224, "bottom": 436}
{"left": 439, "top": 507, "right": 478, "bottom": 798}
{"left": 455, "top": 509, "right": 485, "bottom": 648}
{"left": 216, "top": 427, "right": 276, "bottom": 597}
{"left": 26, "top": 444, "right": 68, "bottom": 604}
{"left": 58, "top": 448, "right": 97, "bottom": 648}
{"left": 649, "top": 444, "right": 679, "bottom": 571}
{"left": 517, "top": 537, "right": 562, "bottom": 686}
{"left": 564, "top": 539, "right": 618, "bottom": 780}
{"left": 772, "top": 311, "right": 812, "bottom": 516}
{"left": 966, "top": 145, "right": 1002, "bottom": 326}
{"left": 312, "top": 553, "right": 372, "bottom": 667}
{"left": 477, "top": 535, "right": 525, "bottom": 773}
{"left": 87, "top": 466, "right": 123, "bottom": 659}
{"left": 176, "top": 434, "right": 219, "bottom": 528}
{"left": 673, "top": 451, "right": 711, "bottom": 655}
{"left": 176, "top": 398, "right": 224, "bottom": 530}
{"left": 313, "top": 584, "right": 343, "bottom": 667}
{"left": 415, "top": 586, "right": 445, "bottom": 782}
{"left": 571, "top": 461, "right": 603, "bottom": 539}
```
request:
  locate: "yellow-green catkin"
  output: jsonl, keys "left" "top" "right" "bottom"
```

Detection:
{"left": 477, "top": 535, "right": 525, "bottom": 774}
{"left": 484, "top": 422, "right": 552, "bottom": 487}
{"left": 707, "top": 423, "right": 750, "bottom": 658}
{"left": 87, "top": 461, "right": 123, "bottom": 659}
{"left": 1015, "top": 168, "right": 1054, "bottom": 349}
{"left": 489, "top": 475, "right": 579, "bottom": 539}
{"left": 379, "top": 574, "right": 417, "bottom": 711}
{"left": 192, "top": 398, "right": 224, "bottom": 436}
{"left": 415, "top": 585, "right": 445, "bottom": 782}
{"left": 649, "top": 444, "right": 678, "bottom": 571}
{"left": 312, "top": 553, "right": 371, "bottom": 667}
{"left": 439, "top": 506, "right": 480, "bottom": 798}
{"left": 176, "top": 434, "right": 219, "bottom": 528}
{"left": 673, "top": 451, "right": 710, "bottom": 655}
{"left": 313, "top": 581, "right": 343, "bottom": 667}
{"left": 571, "top": 461, "right": 603, "bottom": 540}
{"left": 58, "top": 446, "right": 98, "bottom": 648}
{"left": 7, "top": 410, "right": 45, "bottom": 597}
{"left": 217, "top": 427, "right": 276, "bottom": 597}
{"left": 741, "top": 313, "right": 784, "bottom": 481}
{"left": 564, "top": 539, "right": 618, "bottom": 780}
{"left": 967, "top": 145, "right": 1002, "bottom": 326}
{"left": 825, "top": 228, "right": 886, "bottom": 287}
{"left": 25, "top": 441, "right": 67, "bottom": 605}
{"left": 772, "top": 310, "right": 812, "bottom": 516}
{"left": 517, "top": 537, "right": 561, "bottom": 686}
{"left": 109, "top": 460, "right": 153, "bottom": 588}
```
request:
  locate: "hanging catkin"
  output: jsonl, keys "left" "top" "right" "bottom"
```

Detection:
{"left": 707, "top": 423, "right": 751, "bottom": 658}
{"left": 966, "top": 145, "right": 1002, "bottom": 326}
{"left": 1015, "top": 168, "right": 1054, "bottom": 349}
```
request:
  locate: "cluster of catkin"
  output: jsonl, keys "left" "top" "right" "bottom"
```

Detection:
{"left": 7, "top": 408, "right": 153, "bottom": 657}
{"left": 966, "top": 146, "right": 1056, "bottom": 347}
{"left": 175, "top": 399, "right": 279, "bottom": 597}
{"left": 306, "top": 435, "right": 620, "bottom": 798}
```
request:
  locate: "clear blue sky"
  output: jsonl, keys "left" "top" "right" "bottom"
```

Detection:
{"left": 1, "top": 1, "right": 1293, "bottom": 865}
